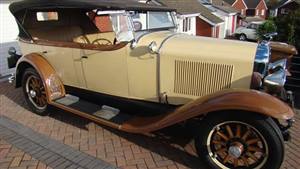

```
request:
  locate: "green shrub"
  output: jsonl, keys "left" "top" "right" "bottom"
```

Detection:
{"left": 257, "top": 20, "right": 277, "bottom": 40}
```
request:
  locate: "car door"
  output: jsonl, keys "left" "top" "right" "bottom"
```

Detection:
{"left": 80, "top": 45, "right": 129, "bottom": 97}
{"left": 77, "top": 12, "right": 133, "bottom": 98}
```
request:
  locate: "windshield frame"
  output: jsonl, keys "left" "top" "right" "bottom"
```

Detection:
{"left": 129, "top": 11, "right": 177, "bottom": 32}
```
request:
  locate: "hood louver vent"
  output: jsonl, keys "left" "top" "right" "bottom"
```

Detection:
{"left": 174, "top": 60, "right": 233, "bottom": 96}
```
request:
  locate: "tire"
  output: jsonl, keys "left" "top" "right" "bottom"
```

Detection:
{"left": 239, "top": 34, "right": 247, "bottom": 41}
{"left": 195, "top": 112, "right": 284, "bottom": 169}
{"left": 22, "top": 68, "right": 49, "bottom": 115}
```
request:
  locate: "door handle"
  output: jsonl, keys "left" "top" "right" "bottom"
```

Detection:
{"left": 81, "top": 56, "right": 88, "bottom": 59}
{"left": 42, "top": 51, "right": 47, "bottom": 54}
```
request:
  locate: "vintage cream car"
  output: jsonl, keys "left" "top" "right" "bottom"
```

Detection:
{"left": 7, "top": 0, "right": 297, "bottom": 169}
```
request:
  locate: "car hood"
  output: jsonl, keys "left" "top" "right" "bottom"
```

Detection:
{"left": 235, "top": 26, "right": 246, "bottom": 32}
{"left": 139, "top": 32, "right": 258, "bottom": 104}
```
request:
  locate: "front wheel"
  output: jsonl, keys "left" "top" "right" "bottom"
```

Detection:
{"left": 239, "top": 34, "right": 247, "bottom": 41}
{"left": 195, "top": 112, "right": 284, "bottom": 169}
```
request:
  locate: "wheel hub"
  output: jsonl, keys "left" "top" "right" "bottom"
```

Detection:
{"left": 228, "top": 142, "right": 244, "bottom": 158}
{"left": 29, "top": 90, "right": 37, "bottom": 98}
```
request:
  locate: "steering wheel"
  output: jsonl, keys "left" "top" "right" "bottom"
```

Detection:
{"left": 92, "top": 38, "right": 112, "bottom": 45}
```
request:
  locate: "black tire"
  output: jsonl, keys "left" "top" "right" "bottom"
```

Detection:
{"left": 239, "top": 34, "right": 247, "bottom": 41}
{"left": 22, "top": 68, "right": 49, "bottom": 116}
{"left": 195, "top": 112, "right": 284, "bottom": 169}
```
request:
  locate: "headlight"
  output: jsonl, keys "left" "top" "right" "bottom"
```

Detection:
{"left": 264, "top": 68, "right": 286, "bottom": 87}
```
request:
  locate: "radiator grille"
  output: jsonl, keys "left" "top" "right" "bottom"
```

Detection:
{"left": 174, "top": 60, "right": 233, "bottom": 96}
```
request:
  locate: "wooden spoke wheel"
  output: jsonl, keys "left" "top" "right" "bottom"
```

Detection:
{"left": 195, "top": 112, "right": 285, "bottom": 169}
{"left": 25, "top": 75, "right": 47, "bottom": 109}
{"left": 22, "top": 68, "right": 49, "bottom": 115}
{"left": 207, "top": 122, "right": 268, "bottom": 169}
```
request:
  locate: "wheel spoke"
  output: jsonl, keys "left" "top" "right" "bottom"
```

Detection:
{"left": 241, "top": 156, "right": 249, "bottom": 167}
{"left": 212, "top": 140, "right": 226, "bottom": 146}
{"left": 234, "top": 159, "right": 239, "bottom": 167}
{"left": 246, "top": 138, "right": 260, "bottom": 145}
{"left": 225, "top": 125, "right": 234, "bottom": 138}
{"left": 29, "top": 83, "right": 35, "bottom": 89}
{"left": 216, "top": 148, "right": 227, "bottom": 154}
{"left": 247, "top": 152, "right": 258, "bottom": 162}
{"left": 242, "top": 130, "right": 251, "bottom": 140}
{"left": 217, "top": 131, "right": 229, "bottom": 141}
{"left": 248, "top": 146, "right": 263, "bottom": 153}
{"left": 223, "top": 154, "right": 231, "bottom": 163}
{"left": 236, "top": 125, "right": 241, "bottom": 138}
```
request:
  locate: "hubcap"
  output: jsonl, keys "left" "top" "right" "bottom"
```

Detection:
{"left": 228, "top": 142, "right": 244, "bottom": 158}
{"left": 29, "top": 90, "right": 37, "bottom": 98}
{"left": 207, "top": 121, "right": 268, "bottom": 169}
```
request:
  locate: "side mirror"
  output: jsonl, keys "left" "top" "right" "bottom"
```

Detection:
{"left": 133, "top": 21, "right": 142, "bottom": 31}
{"left": 8, "top": 47, "right": 16, "bottom": 56}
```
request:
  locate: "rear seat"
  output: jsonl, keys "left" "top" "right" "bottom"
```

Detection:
{"left": 28, "top": 26, "right": 83, "bottom": 42}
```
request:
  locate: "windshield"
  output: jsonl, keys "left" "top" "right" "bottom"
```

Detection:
{"left": 130, "top": 11, "right": 175, "bottom": 31}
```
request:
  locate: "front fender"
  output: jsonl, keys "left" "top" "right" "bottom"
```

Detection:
{"left": 121, "top": 89, "right": 294, "bottom": 133}
{"left": 16, "top": 53, "right": 65, "bottom": 102}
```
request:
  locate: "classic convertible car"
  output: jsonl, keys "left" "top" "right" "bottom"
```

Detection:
{"left": 7, "top": 0, "right": 297, "bottom": 169}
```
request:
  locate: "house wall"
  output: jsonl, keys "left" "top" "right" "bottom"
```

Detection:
{"left": 177, "top": 16, "right": 197, "bottom": 36}
{"left": 232, "top": 0, "right": 247, "bottom": 14}
{"left": 255, "top": 0, "right": 267, "bottom": 19}
{"left": 196, "top": 17, "right": 212, "bottom": 37}
{"left": 0, "top": 1, "right": 20, "bottom": 77}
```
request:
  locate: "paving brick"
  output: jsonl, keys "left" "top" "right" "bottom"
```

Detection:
{"left": 0, "top": 81, "right": 300, "bottom": 169}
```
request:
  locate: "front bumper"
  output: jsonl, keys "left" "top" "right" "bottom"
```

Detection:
{"left": 277, "top": 118, "right": 294, "bottom": 141}
{"left": 8, "top": 74, "right": 15, "bottom": 84}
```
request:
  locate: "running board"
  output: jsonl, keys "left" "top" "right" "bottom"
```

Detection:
{"left": 51, "top": 94, "right": 134, "bottom": 129}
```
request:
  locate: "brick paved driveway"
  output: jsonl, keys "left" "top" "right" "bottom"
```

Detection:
{"left": 0, "top": 139, "right": 52, "bottom": 169}
{"left": 1, "top": 81, "right": 299, "bottom": 169}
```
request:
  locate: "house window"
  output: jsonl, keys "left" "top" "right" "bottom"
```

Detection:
{"left": 183, "top": 18, "right": 191, "bottom": 32}
{"left": 281, "top": 8, "right": 289, "bottom": 14}
{"left": 256, "top": 10, "right": 259, "bottom": 16}
{"left": 261, "top": 9, "right": 265, "bottom": 16}
{"left": 241, "top": 9, "right": 244, "bottom": 15}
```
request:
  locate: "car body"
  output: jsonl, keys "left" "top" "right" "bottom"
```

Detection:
{"left": 235, "top": 21, "right": 264, "bottom": 41}
{"left": 7, "top": 0, "right": 297, "bottom": 169}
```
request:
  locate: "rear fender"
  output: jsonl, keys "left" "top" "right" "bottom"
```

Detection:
{"left": 16, "top": 53, "right": 65, "bottom": 102}
{"left": 121, "top": 89, "right": 294, "bottom": 133}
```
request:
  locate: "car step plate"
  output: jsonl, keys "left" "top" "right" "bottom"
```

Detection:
{"left": 54, "top": 94, "right": 133, "bottom": 124}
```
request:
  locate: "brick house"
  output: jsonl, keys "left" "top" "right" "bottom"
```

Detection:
{"left": 270, "top": 0, "right": 300, "bottom": 17}
{"left": 156, "top": 0, "right": 224, "bottom": 38}
{"left": 201, "top": 0, "right": 239, "bottom": 37}
{"left": 224, "top": 0, "right": 268, "bottom": 19}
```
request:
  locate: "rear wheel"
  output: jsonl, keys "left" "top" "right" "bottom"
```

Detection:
{"left": 195, "top": 112, "right": 284, "bottom": 169}
{"left": 22, "top": 68, "right": 49, "bottom": 115}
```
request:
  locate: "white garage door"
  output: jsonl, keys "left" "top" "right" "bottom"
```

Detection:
{"left": 0, "top": 0, "right": 20, "bottom": 78}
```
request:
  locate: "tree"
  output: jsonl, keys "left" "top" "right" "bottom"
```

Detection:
{"left": 256, "top": 20, "right": 277, "bottom": 40}
{"left": 273, "top": 9, "right": 300, "bottom": 50}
